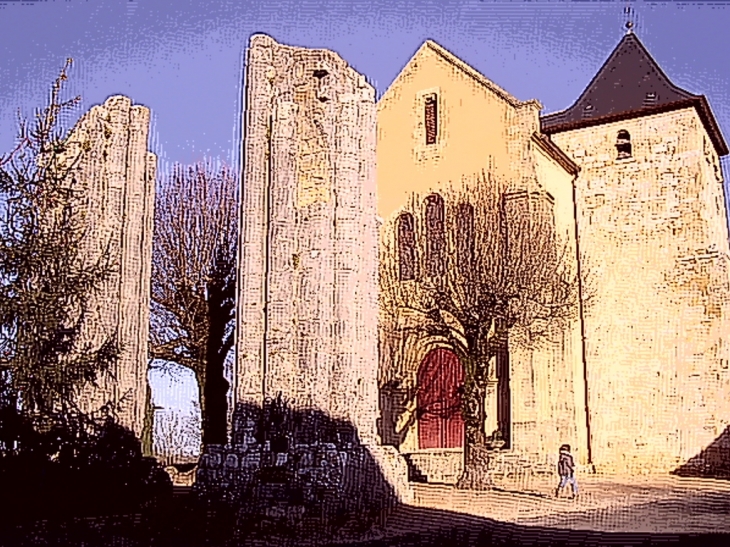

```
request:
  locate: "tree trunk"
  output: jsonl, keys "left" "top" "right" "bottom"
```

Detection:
{"left": 185, "top": 344, "right": 231, "bottom": 448}
{"left": 202, "top": 301, "right": 231, "bottom": 445}
{"left": 194, "top": 369, "right": 207, "bottom": 450}
{"left": 142, "top": 379, "right": 154, "bottom": 456}
{"left": 458, "top": 441, "right": 493, "bottom": 490}
{"left": 202, "top": 353, "right": 229, "bottom": 446}
{"left": 457, "top": 325, "right": 496, "bottom": 490}
{"left": 457, "top": 365, "right": 492, "bottom": 490}
{"left": 200, "top": 251, "right": 234, "bottom": 447}
{"left": 190, "top": 314, "right": 231, "bottom": 447}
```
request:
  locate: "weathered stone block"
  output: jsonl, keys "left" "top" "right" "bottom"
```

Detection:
{"left": 552, "top": 107, "right": 730, "bottom": 473}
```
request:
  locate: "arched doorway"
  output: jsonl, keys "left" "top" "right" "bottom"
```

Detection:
{"left": 417, "top": 348, "right": 464, "bottom": 449}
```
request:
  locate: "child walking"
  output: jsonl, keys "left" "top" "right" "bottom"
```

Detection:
{"left": 555, "top": 444, "right": 577, "bottom": 499}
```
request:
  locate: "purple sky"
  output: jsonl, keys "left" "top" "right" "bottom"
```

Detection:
{"left": 2, "top": 0, "right": 730, "bottom": 176}
{"left": 3, "top": 0, "right": 730, "bottom": 430}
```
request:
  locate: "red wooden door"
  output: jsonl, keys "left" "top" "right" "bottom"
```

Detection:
{"left": 417, "top": 348, "right": 464, "bottom": 449}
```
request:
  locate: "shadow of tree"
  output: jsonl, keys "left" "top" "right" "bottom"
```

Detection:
{"left": 673, "top": 426, "right": 730, "bottom": 479}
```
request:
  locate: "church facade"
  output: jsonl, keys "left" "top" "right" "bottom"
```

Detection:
{"left": 376, "top": 33, "right": 730, "bottom": 477}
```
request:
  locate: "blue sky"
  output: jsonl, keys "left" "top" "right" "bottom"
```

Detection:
{"left": 3, "top": 0, "right": 730, "bottom": 427}
{"left": 4, "top": 1, "right": 730, "bottom": 173}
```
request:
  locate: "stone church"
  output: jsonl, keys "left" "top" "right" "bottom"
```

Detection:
{"left": 376, "top": 31, "right": 730, "bottom": 479}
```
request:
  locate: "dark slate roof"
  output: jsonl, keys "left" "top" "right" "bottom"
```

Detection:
{"left": 540, "top": 32, "right": 728, "bottom": 156}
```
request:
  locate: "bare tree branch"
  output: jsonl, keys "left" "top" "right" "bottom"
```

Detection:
{"left": 150, "top": 160, "right": 238, "bottom": 445}
{"left": 379, "top": 170, "right": 581, "bottom": 490}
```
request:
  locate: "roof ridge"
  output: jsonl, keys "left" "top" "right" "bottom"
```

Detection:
{"left": 539, "top": 32, "right": 727, "bottom": 156}
{"left": 423, "top": 40, "right": 526, "bottom": 108}
{"left": 378, "top": 39, "right": 540, "bottom": 109}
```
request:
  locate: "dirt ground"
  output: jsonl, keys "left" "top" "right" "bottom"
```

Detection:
{"left": 393, "top": 474, "right": 730, "bottom": 534}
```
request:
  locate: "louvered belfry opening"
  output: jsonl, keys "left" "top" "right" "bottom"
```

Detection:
{"left": 424, "top": 94, "right": 438, "bottom": 145}
{"left": 616, "top": 129, "right": 632, "bottom": 159}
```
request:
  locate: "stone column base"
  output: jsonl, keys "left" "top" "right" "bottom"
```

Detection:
{"left": 366, "top": 444, "right": 414, "bottom": 504}
{"left": 194, "top": 440, "right": 412, "bottom": 538}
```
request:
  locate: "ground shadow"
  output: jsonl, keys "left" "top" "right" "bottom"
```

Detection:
{"left": 3, "top": 399, "right": 730, "bottom": 546}
{"left": 673, "top": 426, "right": 730, "bottom": 479}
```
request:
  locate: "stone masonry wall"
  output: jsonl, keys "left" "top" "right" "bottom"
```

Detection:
{"left": 551, "top": 107, "right": 730, "bottom": 473}
{"left": 63, "top": 96, "right": 156, "bottom": 439}
{"left": 376, "top": 87, "right": 584, "bottom": 479}
{"left": 235, "top": 34, "right": 410, "bottom": 501}
{"left": 236, "top": 34, "right": 379, "bottom": 442}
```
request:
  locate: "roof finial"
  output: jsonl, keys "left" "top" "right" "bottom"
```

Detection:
{"left": 624, "top": 3, "right": 635, "bottom": 34}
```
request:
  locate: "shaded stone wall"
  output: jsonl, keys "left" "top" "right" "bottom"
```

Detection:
{"left": 552, "top": 107, "right": 730, "bottom": 473}
{"left": 63, "top": 96, "right": 156, "bottom": 439}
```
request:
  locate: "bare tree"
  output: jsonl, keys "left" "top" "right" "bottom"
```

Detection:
{"left": 153, "top": 405, "right": 201, "bottom": 466}
{"left": 0, "top": 59, "right": 120, "bottom": 424}
{"left": 379, "top": 171, "right": 580, "bottom": 489}
{"left": 150, "top": 161, "right": 237, "bottom": 446}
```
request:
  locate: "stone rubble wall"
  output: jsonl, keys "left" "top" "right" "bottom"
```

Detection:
{"left": 196, "top": 443, "right": 392, "bottom": 503}
{"left": 194, "top": 439, "right": 409, "bottom": 535}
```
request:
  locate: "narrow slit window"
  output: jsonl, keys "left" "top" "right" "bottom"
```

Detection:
{"left": 425, "top": 94, "right": 438, "bottom": 145}
{"left": 616, "top": 129, "right": 632, "bottom": 159}
{"left": 397, "top": 213, "right": 417, "bottom": 281}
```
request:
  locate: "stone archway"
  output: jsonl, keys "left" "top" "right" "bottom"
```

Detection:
{"left": 417, "top": 348, "right": 464, "bottom": 449}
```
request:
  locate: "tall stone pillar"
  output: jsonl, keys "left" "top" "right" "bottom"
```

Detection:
{"left": 234, "top": 35, "right": 410, "bottom": 502}
{"left": 236, "top": 34, "right": 375, "bottom": 436}
{"left": 66, "top": 96, "right": 156, "bottom": 440}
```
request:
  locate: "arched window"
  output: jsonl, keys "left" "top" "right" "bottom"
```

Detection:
{"left": 397, "top": 213, "right": 417, "bottom": 281}
{"left": 425, "top": 193, "right": 445, "bottom": 277}
{"left": 456, "top": 202, "right": 474, "bottom": 275}
{"left": 616, "top": 130, "right": 632, "bottom": 159}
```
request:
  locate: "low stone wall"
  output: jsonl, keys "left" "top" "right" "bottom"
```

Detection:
{"left": 193, "top": 439, "right": 411, "bottom": 539}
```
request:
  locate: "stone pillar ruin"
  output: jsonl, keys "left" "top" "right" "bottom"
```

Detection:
{"left": 65, "top": 96, "right": 156, "bottom": 441}
{"left": 236, "top": 34, "right": 380, "bottom": 442}
{"left": 217, "top": 35, "right": 411, "bottom": 514}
